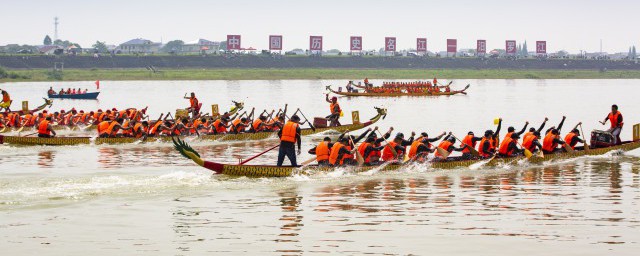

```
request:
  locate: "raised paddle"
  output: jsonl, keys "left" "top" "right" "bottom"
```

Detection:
{"left": 451, "top": 134, "right": 480, "bottom": 157}
{"left": 295, "top": 108, "right": 316, "bottom": 131}
{"left": 580, "top": 124, "right": 590, "bottom": 151}
{"left": 239, "top": 144, "right": 280, "bottom": 165}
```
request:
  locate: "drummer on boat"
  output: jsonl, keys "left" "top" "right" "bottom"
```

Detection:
{"left": 601, "top": 104, "right": 623, "bottom": 145}
{"left": 277, "top": 114, "right": 302, "bottom": 166}
{"left": 325, "top": 94, "right": 341, "bottom": 127}
{"left": 184, "top": 92, "right": 200, "bottom": 118}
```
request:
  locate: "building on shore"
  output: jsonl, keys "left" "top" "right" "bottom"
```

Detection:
{"left": 182, "top": 39, "right": 220, "bottom": 54}
{"left": 116, "top": 38, "right": 162, "bottom": 54}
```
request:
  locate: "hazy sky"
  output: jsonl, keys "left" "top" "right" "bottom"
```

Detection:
{"left": 2, "top": 0, "right": 638, "bottom": 53}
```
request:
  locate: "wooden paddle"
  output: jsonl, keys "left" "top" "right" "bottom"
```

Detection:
{"left": 300, "top": 156, "right": 317, "bottom": 166}
{"left": 348, "top": 135, "right": 365, "bottom": 166}
{"left": 563, "top": 142, "right": 575, "bottom": 153}
{"left": 239, "top": 144, "right": 280, "bottom": 165}
{"left": 295, "top": 108, "right": 316, "bottom": 131}
{"left": 451, "top": 134, "right": 480, "bottom": 157}
{"left": 580, "top": 124, "right": 590, "bottom": 151}
{"left": 22, "top": 132, "right": 38, "bottom": 137}
{"left": 436, "top": 147, "right": 450, "bottom": 158}
{"left": 515, "top": 140, "right": 533, "bottom": 159}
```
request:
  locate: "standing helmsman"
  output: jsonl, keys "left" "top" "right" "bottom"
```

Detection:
{"left": 184, "top": 92, "right": 200, "bottom": 118}
{"left": 277, "top": 114, "right": 302, "bottom": 166}
{"left": 38, "top": 116, "right": 57, "bottom": 138}
{"left": 601, "top": 104, "right": 623, "bottom": 145}
{"left": 325, "top": 94, "right": 341, "bottom": 127}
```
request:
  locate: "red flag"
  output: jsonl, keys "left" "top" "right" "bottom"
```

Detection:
{"left": 95, "top": 80, "right": 100, "bottom": 90}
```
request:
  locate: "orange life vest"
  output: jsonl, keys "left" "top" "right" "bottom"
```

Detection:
{"left": 133, "top": 123, "right": 144, "bottom": 138}
{"left": 542, "top": 132, "right": 558, "bottom": 152}
{"left": 121, "top": 121, "right": 132, "bottom": 136}
{"left": 213, "top": 119, "right": 227, "bottom": 133}
{"left": 149, "top": 121, "right": 163, "bottom": 135}
{"left": 498, "top": 137, "right": 515, "bottom": 156}
{"left": 252, "top": 119, "right": 263, "bottom": 132}
{"left": 97, "top": 121, "right": 110, "bottom": 135}
{"left": 328, "top": 142, "right": 345, "bottom": 165}
{"left": 564, "top": 132, "right": 578, "bottom": 149}
{"left": 190, "top": 97, "right": 199, "bottom": 108}
{"left": 342, "top": 144, "right": 354, "bottom": 165}
{"left": 357, "top": 142, "right": 374, "bottom": 163}
{"left": 316, "top": 141, "right": 330, "bottom": 162}
{"left": 191, "top": 119, "right": 203, "bottom": 134}
{"left": 330, "top": 102, "right": 341, "bottom": 115}
{"left": 522, "top": 134, "right": 537, "bottom": 152}
{"left": 382, "top": 141, "right": 401, "bottom": 161}
{"left": 608, "top": 111, "right": 623, "bottom": 128}
{"left": 38, "top": 120, "right": 50, "bottom": 135}
{"left": 435, "top": 140, "right": 453, "bottom": 157}
{"left": 280, "top": 121, "right": 298, "bottom": 143}
{"left": 408, "top": 140, "right": 425, "bottom": 159}
{"left": 106, "top": 121, "right": 119, "bottom": 136}
{"left": 232, "top": 119, "right": 244, "bottom": 133}
{"left": 461, "top": 135, "right": 476, "bottom": 153}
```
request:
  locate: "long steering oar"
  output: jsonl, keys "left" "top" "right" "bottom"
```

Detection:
{"left": 239, "top": 144, "right": 280, "bottom": 165}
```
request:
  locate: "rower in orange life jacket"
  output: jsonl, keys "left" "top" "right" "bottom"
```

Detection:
{"left": 358, "top": 135, "right": 386, "bottom": 165}
{"left": 564, "top": 122, "right": 585, "bottom": 150}
{"left": 382, "top": 132, "right": 416, "bottom": 162}
{"left": 478, "top": 119, "right": 502, "bottom": 158}
{"left": 277, "top": 115, "right": 302, "bottom": 166}
{"left": 37, "top": 116, "right": 57, "bottom": 138}
{"left": 522, "top": 131, "right": 543, "bottom": 153}
{"left": 325, "top": 94, "right": 341, "bottom": 127}
{"left": 460, "top": 131, "right": 482, "bottom": 159}
{"left": 435, "top": 134, "right": 468, "bottom": 158}
{"left": 335, "top": 128, "right": 373, "bottom": 166}
{"left": 184, "top": 92, "right": 200, "bottom": 118}
{"left": 498, "top": 133, "right": 523, "bottom": 157}
{"left": 328, "top": 137, "right": 353, "bottom": 166}
{"left": 309, "top": 137, "right": 333, "bottom": 166}
{"left": 97, "top": 117, "right": 112, "bottom": 138}
{"left": 601, "top": 104, "right": 623, "bottom": 145}
{"left": 213, "top": 116, "right": 231, "bottom": 134}
{"left": 523, "top": 118, "right": 549, "bottom": 144}
{"left": 541, "top": 116, "right": 567, "bottom": 153}
{"left": 251, "top": 115, "right": 269, "bottom": 133}
{"left": 132, "top": 121, "right": 149, "bottom": 139}
{"left": 231, "top": 117, "right": 248, "bottom": 134}
{"left": 106, "top": 118, "right": 132, "bottom": 138}
{"left": 408, "top": 131, "right": 447, "bottom": 160}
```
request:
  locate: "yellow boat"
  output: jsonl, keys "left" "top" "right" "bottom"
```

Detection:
{"left": 172, "top": 124, "right": 640, "bottom": 178}
{"left": 0, "top": 107, "right": 387, "bottom": 146}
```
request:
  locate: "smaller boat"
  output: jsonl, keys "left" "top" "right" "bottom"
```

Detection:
{"left": 48, "top": 92, "right": 100, "bottom": 100}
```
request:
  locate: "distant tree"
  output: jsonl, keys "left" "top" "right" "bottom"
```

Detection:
{"left": 629, "top": 47, "right": 632, "bottom": 58}
{"left": 219, "top": 41, "right": 227, "bottom": 51}
{"left": 161, "top": 40, "right": 184, "bottom": 54}
{"left": 43, "top": 35, "right": 52, "bottom": 45}
{"left": 522, "top": 41, "right": 528, "bottom": 56}
{"left": 92, "top": 41, "right": 108, "bottom": 53}
{"left": 632, "top": 46, "right": 637, "bottom": 59}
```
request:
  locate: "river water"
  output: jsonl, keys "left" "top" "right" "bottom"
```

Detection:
{"left": 1, "top": 79, "right": 639, "bottom": 255}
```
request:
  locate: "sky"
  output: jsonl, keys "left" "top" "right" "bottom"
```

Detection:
{"left": 1, "top": 0, "right": 638, "bottom": 53}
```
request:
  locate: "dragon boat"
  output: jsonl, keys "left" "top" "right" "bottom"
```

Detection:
{"left": 0, "top": 107, "right": 387, "bottom": 146}
{"left": 0, "top": 101, "right": 246, "bottom": 134}
{"left": 1, "top": 98, "right": 53, "bottom": 116}
{"left": 327, "top": 84, "right": 470, "bottom": 97}
{"left": 171, "top": 124, "right": 640, "bottom": 178}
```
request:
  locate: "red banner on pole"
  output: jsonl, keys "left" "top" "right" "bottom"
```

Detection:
{"left": 477, "top": 40, "right": 487, "bottom": 55}
{"left": 309, "top": 36, "right": 323, "bottom": 51}
{"left": 385, "top": 37, "right": 396, "bottom": 52}
{"left": 416, "top": 38, "right": 427, "bottom": 53}
{"left": 350, "top": 36, "right": 362, "bottom": 51}
{"left": 536, "top": 41, "right": 547, "bottom": 54}
{"left": 269, "top": 35, "right": 282, "bottom": 50}
{"left": 506, "top": 40, "right": 516, "bottom": 54}
{"left": 227, "top": 35, "right": 241, "bottom": 50}
{"left": 447, "top": 39, "right": 457, "bottom": 53}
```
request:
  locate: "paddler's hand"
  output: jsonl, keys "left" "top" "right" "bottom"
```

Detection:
{"left": 411, "top": 132, "right": 416, "bottom": 137}
{"left": 297, "top": 148, "right": 301, "bottom": 155}
{"left": 525, "top": 121, "right": 529, "bottom": 125}
{"left": 389, "top": 127, "right": 394, "bottom": 131}
{"left": 373, "top": 126, "right": 378, "bottom": 131}
{"left": 599, "top": 121, "right": 605, "bottom": 125}
{"left": 544, "top": 117, "right": 549, "bottom": 122}
{"left": 578, "top": 122, "right": 582, "bottom": 126}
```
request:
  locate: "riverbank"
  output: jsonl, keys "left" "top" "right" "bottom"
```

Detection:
{"left": 2, "top": 68, "right": 640, "bottom": 82}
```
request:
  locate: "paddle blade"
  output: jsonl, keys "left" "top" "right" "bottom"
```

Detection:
{"left": 524, "top": 149, "right": 533, "bottom": 159}
{"left": 436, "top": 147, "right": 450, "bottom": 158}
{"left": 563, "top": 143, "right": 574, "bottom": 153}
{"left": 301, "top": 157, "right": 317, "bottom": 166}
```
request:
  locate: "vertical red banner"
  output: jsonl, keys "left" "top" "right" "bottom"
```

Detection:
{"left": 506, "top": 40, "right": 516, "bottom": 54}
{"left": 536, "top": 41, "right": 547, "bottom": 54}
{"left": 447, "top": 39, "right": 457, "bottom": 53}
{"left": 309, "top": 36, "right": 323, "bottom": 51}
{"left": 226, "top": 35, "right": 241, "bottom": 50}
{"left": 476, "top": 40, "right": 487, "bottom": 56}
{"left": 385, "top": 37, "right": 396, "bottom": 52}
{"left": 416, "top": 38, "right": 427, "bottom": 53}
{"left": 350, "top": 36, "right": 362, "bottom": 51}
{"left": 269, "top": 35, "right": 282, "bottom": 50}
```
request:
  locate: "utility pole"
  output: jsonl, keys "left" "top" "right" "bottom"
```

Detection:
{"left": 54, "top": 17, "right": 59, "bottom": 41}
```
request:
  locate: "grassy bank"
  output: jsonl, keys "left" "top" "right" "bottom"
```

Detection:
{"left": 2, "top": 68, "right": 640, "bottom": 82}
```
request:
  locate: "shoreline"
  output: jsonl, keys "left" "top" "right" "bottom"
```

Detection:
{"left": 2, "top": 68, "right": 640, "bottom": 82}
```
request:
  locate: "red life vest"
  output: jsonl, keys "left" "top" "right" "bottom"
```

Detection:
{"left": 408, "top": 140, "right": 425, "bottom": 159}
{"left": 498, "top": 137, "right": 515, "bottom": 156}
{"left": 461, "top": 135, "right": 476, "bottom": 153}
{"left": 542, "top": 132, "right": 558, "bottom": 152}
{"left": 564, "top": 132, "right": 578, "bottom": 149}
{"left": 329, "top": 142, "right": 345, "bottom": 165}
{"left": 608, "top": 111, "right": 623, "bottom": 128}
{"left": 435, "top": 140, "right": 453, "bottom": 157}
{"left": 522, "top": 135, "right": 537, "bottom": 152}
{"left": 38, "top": 120, "right": 50, "bottom": 136}
{"left": 382, "top": 141, "right": 400, "bottom": 161}
{"left": 280, "top": 121, "right": 298, "bottom": 143}
{"left": 316, "top": 142, "right": 330, "bottom": 162}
